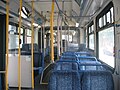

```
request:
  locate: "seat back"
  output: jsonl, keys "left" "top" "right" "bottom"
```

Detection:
{"left": 60, "top": 56, "right": 77, "bottom": 61}
{"left": 21, "top": 43, "right": 42, "bottom": 67}
{"left": 54, "top": 62, "right": 78, "bottom": 70}
{"left": 75, "top": 52, "right": 92, "bottom": 56}
{"left": 48, "top": 71, "right": 81, "bottom": 90}
{"left": 79, "top": 62, "right": 103, "bottom": 70}
{"left": 22, "top": 43, "right": 39, "bottom": 51}
{"left": 82, "top": 71, "right": 114, "bottom": 90}
{"left": 22, "top": 44, "right": 29, "bottom": 51}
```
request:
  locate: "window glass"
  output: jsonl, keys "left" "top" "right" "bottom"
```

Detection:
{"left": 26, "top": 29, "right": 32, "bottom": 43}
{"left": 110, "top": 7, "right": 114, "bottom": 23}
{"left": 27, "top": 29, "right": 32, "bottom": 36}
{"left": 9, "top": 25, "right": 16, "bottom": 33}
{"left": 89, "top": 34, "right": 94, "bottom": 50}
{"left": 103, "top": 15, "right": 106, "bottom": 26}
{"left": 62, "top": 35, "right": 72, "bottom": 42}
{"left": 20, "top": 28, "right": 23, "bottom": 34}
{"left": 88, "top": 23, "right": 94, "bottom": 50}
{"left": 107, "top": 11, "right": 111, "bottom": 23}
{"left": 9, "top": 34, "right": 23, "bottom": 49}
{"left": 89, "top": 27, "right": 91, "bottom": 33}
{"left": 16, "top": 35, "right": 23, "bottom": 48}
{"left": 98, "top": 27, "right": 114, "bottom": 67}
{"left": 27, "top": 37, "right": 31, "bottom": 43}
{"left": 99, "top": 18, "right": 102, "bottom": 28}
{"left": 91, "top": 25, "right": 94, "bottom": 32}
{"left": 9, "top": 25, "right": 24, "bottom": 49}
{"left": 9, "top": 25, "right": 16, "bottom": 49}
{"left": 17, "top": 27, "right": 24, "bottom": 34}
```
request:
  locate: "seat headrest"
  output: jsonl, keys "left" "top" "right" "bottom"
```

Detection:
{"left": 22, "top": 43, "right": 39, "bottom": 51}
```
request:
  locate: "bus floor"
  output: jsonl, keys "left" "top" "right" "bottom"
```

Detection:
{"left": 9, "top": 75, "right": 48, "bottom": 90}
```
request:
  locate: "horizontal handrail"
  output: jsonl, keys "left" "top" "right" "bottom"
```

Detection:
{"left": 0, "top": 71, "right": 6, "bottom": 74}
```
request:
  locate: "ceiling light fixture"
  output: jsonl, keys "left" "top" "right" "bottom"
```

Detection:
{"left": 76, "top": 23, "right": 79, "bottom": 27}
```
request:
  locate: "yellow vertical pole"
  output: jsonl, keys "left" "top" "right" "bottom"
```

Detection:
{"left": 5, "top": 0, "right": 9, "bottom": 90}
{"left": 18, "top": 0, "right": 22, "bottom": 90}
{"left": 43, "top": 23, "right": 45, "bottom": 56}
{"left": 57, "top": 13, "right": 60, "bottom": 60}
{"left": 31, "top": 1, "right": 34, "bottom": 89}
{"left": 50, "top": 0, "right": 55, "bottom": 62}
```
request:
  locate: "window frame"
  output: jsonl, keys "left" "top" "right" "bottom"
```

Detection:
{"left": 96, "top": 2, "right": 114, "bottom": 30}
{"left": 96, "top": 2, "right": 115, "bottom": 68}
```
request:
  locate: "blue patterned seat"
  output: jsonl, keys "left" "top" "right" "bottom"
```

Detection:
{"left": 48, "top": 70, "right": 81, "bottom": 90}
{"left": 54, "top": 62, "right": 78, "bottom": 70}
{"left": 81, "top": 71, "right": 114, "bottom": 90}
{"left": 60, "top": 56, "right": 77, "bottom": 61}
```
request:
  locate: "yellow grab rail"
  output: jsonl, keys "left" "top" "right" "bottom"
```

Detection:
{"left": 50, "top": 0, "right": 55, "bottom": 62}
{"left": 31, "top": 1, "right": 34, "bottom": 89}
{"left": 57, "top": 14, "right": 60, "bottom": 60}
{"left": 5, "top": 0, "right": 9, "bottom": 90}
{"left": 43, "top": 23, "right": 45, "bottom": 56}
{"left": 18, "top": 0, "right": 22, "bottom": 90}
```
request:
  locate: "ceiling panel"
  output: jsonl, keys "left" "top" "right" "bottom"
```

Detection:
{"left": 24, "top": 0, "right": 73, "bottom": 26}
{"left": 87, "top": 0, "right": 107, "bottom": 15}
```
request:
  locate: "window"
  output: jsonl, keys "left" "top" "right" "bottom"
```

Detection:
{"left": 27, "top": 29, "right": 32, "bottom": 36}
{"left": 18, "top": 27, "right": 23, "bottom": 34}
{"left": 110, "top": 7, "right": 114, "bottom": 23}
{"left": 97, "top": 3, "right": 114, "bottom": 29}
{"left": 91, "top": 25, "right": 94, "bottom": 32}
{"left": 18, "top": 6, "right": 30, "bottom": 18}
{"left": 15, "top": 35, "right": 23, "bottom": 48}
{"left": 9, "top": 25, "right": 16, "bottom": 33}
{"left": 99, "top": 18, "right": 102, "bottom": 28}
{"left": 27, "top": 37, "right": 31, "bottom": 43}
{"left": 88, "top": 23, "right": 94, "bottom": 50}
{"left": 26, "top": 29, "right": 32, "bottom": 43}
{"left": 107, "top": 11, "right": 111, "bottom": 24}
{"left": 96, "top": 2, "right": 114, "bottom": 67}
{"left": 103, "top": 15, "right": 106, "bottom": 26}
{"left": 98, "top": 27, "right": 114, "bottom": 67}
{"left": 9, "top": 25, "right": 23, "bottom": 49}
{"left": 88, "top": 27, "right": 91, "bottom": 33}
{"left": 89, "top": 34, "right": 94, "bottom": 50}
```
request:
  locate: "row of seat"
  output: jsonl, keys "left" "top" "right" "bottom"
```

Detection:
{"left": 60, "top": 51, "right": 102, "bottom": 71}
{"left": 62, "top": 51, "right": 92, "bottom": 57}
{"left": 48, "top": 51, "right": 114, "bottom": 90}
{"left": 54, "top": 60, "right": 105, "bottom": 71}
{"left": 59, "top": 51, "right": 110, "bottom": 71}
{"left": 21, "top": 44, "right": 44, "bottom": 78}
{"left": 60, "top": 51, "right": 97, "bottom": 62}
{"left": 48, "top": 70, "right": 114, "bottom": 90}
